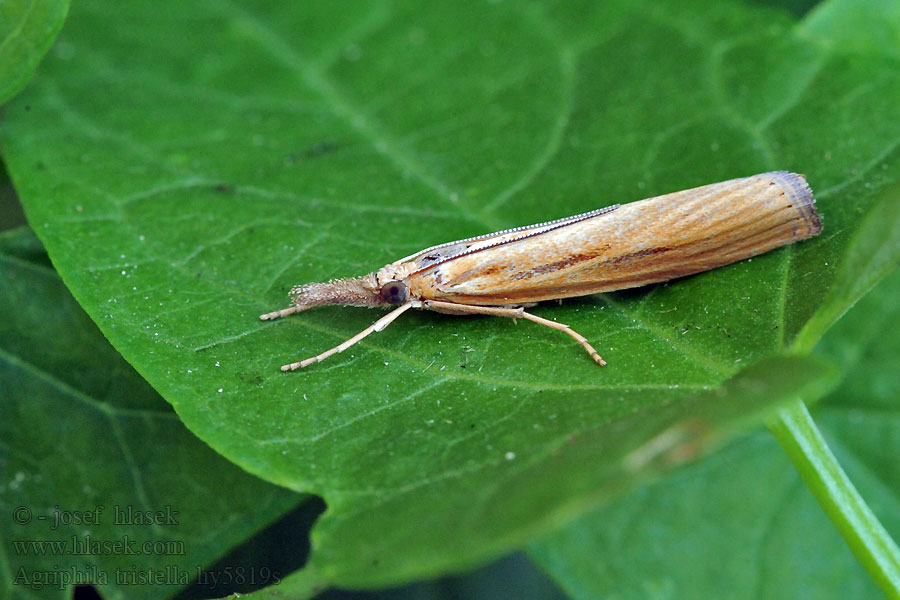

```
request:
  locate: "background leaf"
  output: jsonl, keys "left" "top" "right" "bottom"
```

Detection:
{"left": 1, "top": 0, "right": 899, "bottom": 592}
{"left": 527, "top": 263, "right": 900, "bottom": 600}
{"left": 0, "top": 226, "right": 301, "bottom": 599}
{"left": 0, "top": 0, "right": 69, "bottom": 104}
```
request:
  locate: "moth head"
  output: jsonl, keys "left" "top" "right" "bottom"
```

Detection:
{"left": 379, "top": 280, "right": 408, "bottom": 305}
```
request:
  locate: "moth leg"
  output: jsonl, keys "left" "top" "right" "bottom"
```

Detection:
{"left": 281, "top": 302, "right": 414, "bottom": 371}
{"left": 518, "top": 311, "right": 606, "bottom": 366}
{"left": 423, "top": 300, "right": 605, "bottom": 366}
{"left": 260, "top": 305, "right": 306, "bottom": 321}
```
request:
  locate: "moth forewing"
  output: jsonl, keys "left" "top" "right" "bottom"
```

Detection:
{"left": 403, "top": 171, "right": 820, "bottom": 305}
{"left": 262, "top": 171, "right": 821, "bottom": 370}
{"left": 395, "top": 205, "right": 620, "bottom": 268}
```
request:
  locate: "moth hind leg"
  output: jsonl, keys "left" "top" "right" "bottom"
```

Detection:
{"left": 519, "top": 311, "right": 606, "bottom": 366}
{"left": 423, "top": 300, "right": 605, "bottom": 366}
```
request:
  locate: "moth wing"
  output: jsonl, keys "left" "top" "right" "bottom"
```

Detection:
{"left": 405, "top": 171, "right": 821, "bottom": 305}
{"left": 397, "top": 205, "right": 620, "bottom": 272}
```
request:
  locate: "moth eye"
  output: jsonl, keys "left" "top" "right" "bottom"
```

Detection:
{"left": 380, "top": 280, "right": 408, "bottom": 305}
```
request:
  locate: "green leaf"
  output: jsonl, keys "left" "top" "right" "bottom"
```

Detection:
{"left": 0, "top": 0, "right": 69, "bottom": 104}
{"left": 0, "top": 227, "right": 301, "bottom": 599}
{"left": 801, "top": 0, "right": 900, "bottom": 59}
{"left": 793, "top": 181, "right": 900, "bottom": 352}
{"left": 528, "top": 263, "right": 900, "bottom": 600}
{"left": 1, "top": 0, "right": 899, "bottom": 591}
{"left": 0, "top": 161, "right": 29, "bottom": 231}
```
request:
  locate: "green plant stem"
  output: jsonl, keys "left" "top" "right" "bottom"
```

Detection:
{"left": 769, "top": 399, "right": 900, "bottom": 600}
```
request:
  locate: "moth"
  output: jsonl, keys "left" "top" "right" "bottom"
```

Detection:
{"left": 262, "top": 171, "right": 821, "bottom": 370}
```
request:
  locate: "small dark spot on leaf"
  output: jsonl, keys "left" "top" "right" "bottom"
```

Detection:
{"left": 213, "top": 183, "right": 235, "bottom": 194}
{"left": 236, "top": 372, "right": 264, "bottom": 386}
{"left": 285, "top": 141, "right": 341, "bottom": 164}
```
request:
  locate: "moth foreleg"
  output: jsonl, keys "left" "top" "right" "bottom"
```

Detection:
{"left": 280, "top": 302, "right": 414, "bottom": 371}
{"left": 260, "top": 305, "right": 306, "bottom": 321}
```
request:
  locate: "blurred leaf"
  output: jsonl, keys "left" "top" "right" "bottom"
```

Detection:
{"left": 0, "top": 0, "right": 69, "bottom": 104}
{"left": 0, "top": 227, "right": 301, "bottom": 599}
{"left": 0, "top": 219, "right": 47, "bottom": 263}
{"left": 801, "top": 0, "right": 900, "bottom": 59}
{"left": 528, "top": 264, "right": 900, "bottom": 600}
{"left": 0, "top": 160, "right": 28, "bottom": 231}
{"left": 1, "top": 0, "right": 899, "bottom": 591}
